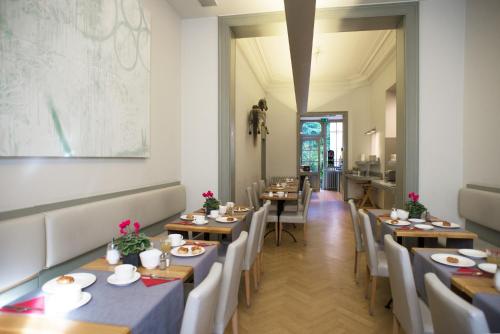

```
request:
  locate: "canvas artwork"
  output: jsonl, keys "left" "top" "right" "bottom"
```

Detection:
{"left": 0, "top": 0, "right": 151, "bottom": 157}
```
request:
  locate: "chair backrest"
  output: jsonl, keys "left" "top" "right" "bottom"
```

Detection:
{"left": 302, "top": 181, "right": 310, "bottom": 205}
{"left": 257, "top": 201, "right": 271, "bottom": 253}
{"left": 384, "top": 235, "right": 424, "bottom": 334}
{"left": 214, "top": 231, "right": 248, "bottom": 333}
{"left": 252, "top": 182, "right": 261, "bottom": 209}
{"left": 302, "top": 187, "right": 313, "bottom": 219}
{"left": 424, "top": 273, "right": 490, "bottom": 334}
{"left": 180, "top": 262, "right": 223, "bottom": 334}
{"left": 258, "top": 179, "right": 266, "bottom": 194}
{"left": 348, "top": 199, "right": 363, "bottom": 252}
{"left": 358, "top": 210, "right": 378, "bottom": 275}
{"left": 246, "top": 186, "right": 255, "bottom": 209}
{"left": 242, "top": 208, "right": 264, "bottom": 270}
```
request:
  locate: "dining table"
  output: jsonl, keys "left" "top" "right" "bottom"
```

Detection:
{"left": 0, "top": 239, "right": 219, "bottom": 334}
{"left": 164, "top": 208, "right": 253, "bottom": 241}
{"left": 366, "top": 209, "right": 477, "bottom": 248}
{"left": 412, "top": 248, "right": 500, "bottom": 332}
{"left": 260, "top": 186, "right": 299, "bottom": 246}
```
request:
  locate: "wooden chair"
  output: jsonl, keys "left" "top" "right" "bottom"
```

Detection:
{"left": 347, "top": 199, "right": 363, "bottom": 283}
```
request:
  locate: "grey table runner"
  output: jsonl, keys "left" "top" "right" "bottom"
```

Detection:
{"left": 7, "top": 269, "right": 184, "bottom": 334}
{"left": 413, "top": 249, "right": 500, "bottom": 332}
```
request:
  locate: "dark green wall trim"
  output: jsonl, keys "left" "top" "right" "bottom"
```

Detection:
{"left": 466, "top": 184, "right": 500, "bottom": 194}
{"left": 0, "top": 181, "right": 181, "bottom": 221}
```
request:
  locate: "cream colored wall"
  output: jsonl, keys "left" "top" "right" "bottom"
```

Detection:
{"left": 180, "top": 17, "right": 219, "bottom": 212}
{"left": 265, "top": 94, "right": 297, "bottom": 178}
{"left": 234, "top": 45, "right": 264, "bottom": 205}
{"left": 463, "top": 0, "right": 500, "bottom": 187}
{"left": 0, "top": 0, "right": 182, "bottom": 212}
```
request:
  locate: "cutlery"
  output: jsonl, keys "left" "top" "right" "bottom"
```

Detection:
{"left": 1, "top": 305, "right": 44, "bottom": 313}
{"left": 453, "top": 271, "right": 483, "bottom": 276}
{"left": 142, "top": 274, "right": 180, "bottom": 280}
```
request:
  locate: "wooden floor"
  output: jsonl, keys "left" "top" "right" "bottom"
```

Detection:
{"left": 231, "top": 191, "right": 393, "bottom": 334}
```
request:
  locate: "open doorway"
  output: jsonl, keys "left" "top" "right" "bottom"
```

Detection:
{"left": 298, "top": 113, "right": 347, "bottom": 192}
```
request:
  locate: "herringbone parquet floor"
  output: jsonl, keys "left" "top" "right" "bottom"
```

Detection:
{"left": 230, "top": 190, "right": 393, "bottom": 334}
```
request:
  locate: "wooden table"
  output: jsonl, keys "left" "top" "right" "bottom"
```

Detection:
{"left": 265, "top": 184, "right": 299, "bottom": 193}
{"left": 164, "top": 209, "right": 250, "bottom": 237}
{"left": 260, "top": 193, "right": 299, "bottom": 246}
{"left": 367, "top": 209, "right": 477, "bottom": 247}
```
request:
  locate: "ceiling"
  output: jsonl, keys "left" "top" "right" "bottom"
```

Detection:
{"left": 237, "top": 29, "right": 395, "bottom": 110}
{"left": 166, "top": 0, "right": 415, "bottom": 18}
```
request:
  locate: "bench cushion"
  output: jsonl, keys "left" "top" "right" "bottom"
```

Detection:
{"left": 0, "top": 214, "right": 45, "bottom": 292}
{"left": 459, "top": 187, "right": 500, "bottom": 233}
{"left": 45, "top": 185, "right": 186, "bottom": 268}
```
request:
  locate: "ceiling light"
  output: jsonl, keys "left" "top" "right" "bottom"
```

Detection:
{"left": 198, "top": 0, "right": 217, "bottom": 7}
{"left": 365, "top": 128, "right": 376, "bottom": 135}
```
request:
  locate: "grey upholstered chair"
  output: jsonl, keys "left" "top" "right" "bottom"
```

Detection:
{"left": 241, "top": 207, "right": 264, "bottom": 307}
{"left": 213, "top": 231, "right": 248, "bottom": 334}
{"left": 283, "top": 179, "right": 309, "bottom": 213}
{"left": 348, "top": 199, "right": 363, "bottom": 283}
{"left": 180, "top": 262, "right": 223, "bottom": 334}
{"left": 279, "top": 187, "right": 312, "bottom": 244}
{"left": 246, "top": 186, "right": 255, "bottom": 209}
{"left": 358, "top": 209, "right": 389, "bottom": 315}
{"left": 384, "top": 235, "right": 433, "bottom": 334}
{"left": 424, "top": 273, "right": 490, "bottom": 334}
{"left": 252, "top": 182, "right": 261, "bottom": 209}
{"left": 256, "top": 201, "right": 271, "bottom": 285}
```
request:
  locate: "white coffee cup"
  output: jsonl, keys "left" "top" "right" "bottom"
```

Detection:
{"left": 397, "top": 209, "right": 410, "bottom": 221}
{"left": 139, "top": 249, "right": 162, "bottom": 269}
{"left": 277, "top": 191, "right": 285, "bottom": 198}
{"left": 219, "top": 205, "right": 227, "bottom": 215}
{"left": 268, "top": 191, "right": 273, "bottom": 197}
{"left": 114, "top": 264, "right": 137, "bottom": 281}
{"left": 52, "top": 282, "right": 82, "bottom": 307}
{"left": 168, "top": 233, "right": 184, "bottom": 246}
{"left": 194, "top": 215, "right": 206, "bottom": 224}
{"left": 210, "top": 210, "right": 219, "bottom": 218}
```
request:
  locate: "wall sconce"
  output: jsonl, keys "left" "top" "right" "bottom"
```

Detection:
{"left": 248, "top": 98, "right": 270, "bottom": 144}
{"left": 364, "top": 128, "right": 376, "bottom": 135}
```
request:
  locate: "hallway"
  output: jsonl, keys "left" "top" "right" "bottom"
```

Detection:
{"left": 235, "top": 191, "right": 393, "bottom": 333}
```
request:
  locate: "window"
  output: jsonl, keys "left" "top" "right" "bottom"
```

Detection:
{"left": 301, "top": 139, "right": 319, "bottom": 172}
{"left": 301, "top": 122, "right": 321, "bottom": 136}
{"left": 328, "top": 122, "right": 343, "bottom": 168}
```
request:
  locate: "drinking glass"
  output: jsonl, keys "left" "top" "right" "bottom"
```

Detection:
{"left": 161, "top": 239, "right": 172, "bottom": 255}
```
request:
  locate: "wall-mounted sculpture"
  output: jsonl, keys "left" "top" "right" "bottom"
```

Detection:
{"left": 248, "top": 98, "right": 270, "bottom": 145}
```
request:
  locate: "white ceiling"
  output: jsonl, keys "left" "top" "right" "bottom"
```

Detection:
{"left": 237, "top": 29, "right": 395, "bottom": 110}
{"left": 166, "top": 0, "right": 416, "bottom": 18}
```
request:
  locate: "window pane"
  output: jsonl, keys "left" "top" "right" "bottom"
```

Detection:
{"left": 301, "top": 122, "right": 321, "bottom": 136}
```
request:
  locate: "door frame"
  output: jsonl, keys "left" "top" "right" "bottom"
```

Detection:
{"left": 219, "top": 3, "right": 419, "bottom": 207}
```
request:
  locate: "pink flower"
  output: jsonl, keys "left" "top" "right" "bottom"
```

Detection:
{"left": 134, "top": 221, "right": 140, "bottom": 234}
{"left": 119, "top": 219, "right": 131, "bottom": 229}
{"left": 207, "top": 190, "right": 213, "bottom": 197}
{"left": 120, "top": 227, "right": 127, "bottom": 235}
{"left": 408, "top": 192, "right": 419, "bottom": 202}
{"left": 202, "top": 192, "right": 208, "bottom": 198}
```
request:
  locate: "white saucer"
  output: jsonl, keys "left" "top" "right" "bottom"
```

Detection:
{"left": 432, "top": 221, "right": 460, "bottom": 229}
{"left": 42, "top": 273, "right": 96, "bottom": 293}
{"left": 414, "top": 224, "right": 433, "bottom": 230}
{"left": 384, "top": 220, "right": 411, "bottom": 226}
{"left": 216, "top": 216, "right": 239, "bottom": 223}
{"left": 46, "top": 292, "right": 92, "bottom": 313}
{"left": 430, "top": 253, "right": 476, "bottom": 268}
{"left": 171, "top": 240, "right": 186, "bottom": 247}
{"left": 171, "top": 245, "right": 206, "bottom": 257}
{"left": 458, "top": 249, "right": 487, "bottom": 259}
{"left": 409, "top": 218, "right": 426, "bottom": 223}
{"left": 478, "top": 263, "right": 497, "bottom": 274}
{"left": 107, "top": 272, "right": 141, "bottom": 286}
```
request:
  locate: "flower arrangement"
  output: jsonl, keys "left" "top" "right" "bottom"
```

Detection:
{"left": 202, "top": 190, "right": 220, "bottom": 212}
{"left": 405, "top": 192, "right": 427, "bottom": 219}
{"left": 115, "top": 219, "right": 151, "bottom": 256}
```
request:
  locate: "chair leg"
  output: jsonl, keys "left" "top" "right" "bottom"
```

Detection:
{"left": 365, "top": 266, "right": 370, "bottom": 299}
{"left": 354, "top": 250, "right": 359, "bottom": 283}
{"left": 303, "top": 224, "right": 307, "bottom": 245}
{"left": 244, "top": 270, "right": 251, "bottom": 307}
{"left": 231, "top": 308, "right": 239, "bottom": 334}
{"left": 255, "top": 253, "right": 261, "bottom": 285}
{"left": 260, "top": 252, "right": 264, "bottom": 275}
{"left": 392, "top": 315, "right": 400, "bottom": 334}
{"left": 253, "top": 262, "right": 259, "bottom": 291}
{"left": 369, "top": 276, "right": 377, "bottom": 315}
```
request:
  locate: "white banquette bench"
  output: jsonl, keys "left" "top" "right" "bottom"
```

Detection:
{"left": 459, "top": 184, "right": 500, "bottom": 248}
{"left": 0, "top": 185, "right": 186, "bottom": 303}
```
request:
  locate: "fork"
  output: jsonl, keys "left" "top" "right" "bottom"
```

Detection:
{"left": 1, "top": 305, "right": 44, "bottom": 313}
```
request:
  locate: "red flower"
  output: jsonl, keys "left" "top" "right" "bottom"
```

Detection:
{"left": 119, "top": 219, "right": 131, "bottom": 229}
{"left": 408, "top": 192, "right": 419, "bottom": 202}
{"left": 120, "top": 227, "right": 127, "bottom": 235}
{"left": 134, "top": 221, "right": 140, "bottom": 234}
{"left": 207, "top": 190, "right": 213, "bottom": 197}
{"left": 202, "top": 192, "right": 208, "bottom": 198}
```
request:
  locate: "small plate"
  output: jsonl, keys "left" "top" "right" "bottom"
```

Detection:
{"left": 478, "top": 263, "right": 497, "bottom": 274}
{"left": 46, "top": 292, "right": 92, "bottom": 313}
{"left": 193, "top": 219, "right": 209, "bottom": 225}
{"left": 414, "top": 224, "right": 433, "bottom": 230}
{"left": 107, "top": 272, "right": 141, "bottom": 286}
{"left": 432, "top": 221, "right": 460, "bottom": 229}
{"left": 216, "top": 216, "right": 239, "bottom": 223}
{"left": 180, "top": 214, "right": 197, "bottom": 221}
{"left": 233, "top": 207, "right": 249, "bottom": 213}
{"left": 431, "top": 253, "right": 476, "bottom": 268}
{"left": 171, "top": 245, "right": 206, "bottom": 257}
{"left": 384, "top": 220, "right": 411, "bottom": 226}
{"left": 42, "top": 273, "right": 96, "bottom": 293}
{"left": 458, "top": 249, "right": 487, "bottom": 259}
{"left": 409, "top": 218, "right": 426, "bottom": 223}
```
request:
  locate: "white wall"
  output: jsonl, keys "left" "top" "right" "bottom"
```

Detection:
{"left": 463, "top": 0, "right": 500, "bottom": 187}
{"left": 265, "top": 94, "right": 297, "bottom": 178}
{"left": 419, "top": 0, "right": 466, "bottom": 224}
{"left": 0, "top": 0, "right": 182, "bottom": 212}
{"left": 180, "top": 17, "right": 219, "bottom": 212}
{"left": 234, "top": 45, "right": 264, "bottom": 205}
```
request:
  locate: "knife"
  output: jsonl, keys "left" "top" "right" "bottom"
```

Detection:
{"left": 1, "top": 305, "right": 44, "bottom": 313}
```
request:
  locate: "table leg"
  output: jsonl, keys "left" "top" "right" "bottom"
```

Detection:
{"left": 276, "top": 200, "right": 284, "bottom": 246}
